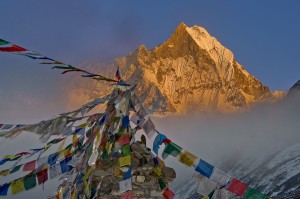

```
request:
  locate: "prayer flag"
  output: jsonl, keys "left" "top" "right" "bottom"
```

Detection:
{"left": 48, "top": 152, "right": 59, "bottom": 165}
{"left": 162, "top": 142, "right": 182, "bottom": 159}
{"left": 153, "top": 133, "right": 167, "bottom": 155}
{"left": 0, "top": 39, "right": 9, "bottom": 45}
{"left": 121, "top": 144, "right": 131, "bottom": 156}
{"left": 227, "top": 178, "right": 248, "bottom": 196}
{"left": 210, "top": 168, "right": 231, "bottom": 187}
{"left": 158, "top": 177, "right": 166, "bottom": 190}
{"left": 115, "top": 67, "right": 121, "bottom": 81}
{"left": 178, "top": 150, "right": 198, "bottom": 167}
{"left": 0, "top": 183, "right": 9, "bottom": 196}
{"left": 142, "top": 119, "right": 156, "bottom": 138}
{"left": 119, "top": 155, "right": 131, "bottom": 167}
{"left": 244, "top": 188, "right": 267, "bottom": 199}
{"left": 0, "top": 169, "right": 10, "bottom": 176}
{"left": 37, "top": 156, "right": 48, "bottom": 168}
{"left": 207, "top": 189, "right": 215, "bottom": 199}
{"left": 10, "top": 165, "right": 22, "bottom": 174}
{"left": 113, "top": 167, "right": 123, "bottom": 177}
{"left": 120, "top": 190, "right": 132, "bottom": 199}
{"left": 24, "top": 174, "right": 37, "bottom": 190}
{"left": 60, "top": 157, "right": 73, "bottom": 173}
{"left": 163, "top": 188, "right": 175, "bottom": 199}
{"left": 0, "top": 44, "right": 27, "bottom": 52}
{"left": 153, "top": 166, "right": 162, "bottom": 176}
{"left": 121, "top": 116, "right": 130, "bottom": 129}
{"left": 83, "top": 167, "right": 93, "bottom": 182}
{"left": 119, "top": 133, "right": 130, "bottom": 146}
{"left": 49, "top": 164, "right": 62, "bottom": 179}
{"left": 119, "top": 178, "right": 132, "bottom": 193}
{"left": 11, "top": 179, "right": 24, "bottom": 194}
{"left": 37, "top": 168, "right": 48, "bottom": 184}
{"left": 193, "top": 173, "right": 217, "bottom": 197}
{"left": 23, "top": 160, "right": 36, "bottom": 172}
{"left": 195, "top": 159, "right": 214, "bottom": 178}
{"left": 123, "top": 168, "right": 132, "bottom": 180}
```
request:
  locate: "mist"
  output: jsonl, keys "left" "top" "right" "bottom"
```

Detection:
{"left": 151, "top": 93, "right": 300, "bottom": 189}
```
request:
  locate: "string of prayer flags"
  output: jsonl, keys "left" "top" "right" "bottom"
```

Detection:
{"left": 162, "top": 188, "right": 175, "bottom": 199}
{"left": 119, "top": 178, "right": 132, "bottom": 193}
{"left": 153, "top": 133, "right": 167, "bottom": 155}
{"left": 244, "top": 188, "right": 267, "bottom": 199}
{"left": 226, "top": 178, "right": 248, "bottom": 196}
{"left": 195, "top": 159, "right": 214, "bottom": 178}
{"left": 162, "top": 142, "right": 182, "bottom": 159}
{"left": 178, "top": 150, "right": 198, "bottom": 167}
{"left": 0, "top": 38, "right": 118, "bottom": 83}
{"left": 119, "top": 155, "right": 131, "bottom": 167}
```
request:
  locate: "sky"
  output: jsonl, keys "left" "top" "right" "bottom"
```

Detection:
{"left": 0, "top": 1, "right": 300, "bottom": 198}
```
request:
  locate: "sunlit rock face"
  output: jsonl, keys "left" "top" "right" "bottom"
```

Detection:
{"left": 67, "top": 22, "right": 283, "bottom": 114}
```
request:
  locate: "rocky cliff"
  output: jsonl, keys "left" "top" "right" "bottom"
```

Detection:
{"left": 67, "top": 22, "right": 282, "bottom": 114}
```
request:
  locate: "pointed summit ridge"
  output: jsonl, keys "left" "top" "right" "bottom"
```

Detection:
{"left": 68, "top": 22, "right": 283, "bottom": 114}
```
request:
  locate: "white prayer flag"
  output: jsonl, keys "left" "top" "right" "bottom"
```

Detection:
{"left": 119, "top": 178, "right": 132, "bottom": 193}
{"left": 49, "top": 164, "right": 62, "bottom": 179}
{"left": 210, "top": 168, "right": 231, "bottom": 187}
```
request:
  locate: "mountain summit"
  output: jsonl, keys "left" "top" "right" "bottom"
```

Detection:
{"left": 68, "top": 22, "right": 282, "bottom": 113}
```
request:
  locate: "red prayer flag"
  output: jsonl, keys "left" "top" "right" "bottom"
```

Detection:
{"left": 16, "top": 152, "right": 30, "bottom": 156}
{"left": 227, "top": 178, "right": 248, "bottom": 196}
{"left": 162, "top": 139, "right": 171, "bottom": 144}
{"left": 163, "top": 188, "right": 175, "bottom": 199}
{"left": 119, "top": 134, "right": 130, "bottom": 146}
{"left": 23, "top": 160, "right": 36, "bottom": 172}
{"left": 120, "top": 190, "right": 132, "bottom": 199}
{"left": 36, "top": 168, "right": 48, "bottom": 184}
{"left": 0, "top": 44, "right": 27, "bottom": 52}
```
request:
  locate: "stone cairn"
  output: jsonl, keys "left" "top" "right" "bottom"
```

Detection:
{"left": 88, "top": 87, "right": 176, "bottom": 198}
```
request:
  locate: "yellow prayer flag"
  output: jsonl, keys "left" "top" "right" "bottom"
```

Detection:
{"left": 78, "top": 123, "right": 88, "bottom": 128}
{"left": 58, "top": 149, "right": 68, "bottom": 158}
{"left": 72, "top": 134, "right": 78, "bottom": 143}
{"left": 118, "top": 155, "right": 131, "bottom": 167}
{"left": 83, "top": 167, "right": 93, "bottom": 182}
{"left": 113, "top": 167, "right": 123, "bottom": 177}
{"left": 157, "top": 157, "right": 165, "bottom": 169}
{"left": 4, "top": 155, "right": 16, "bottom": 159}
{"left": 0, "top": 169, "right": 10, "bottom": 176}
{"left": 58, "top": 139, "right": 66, "bottom": 151}
{"left": 11, "top": 179, "right": 24, "bottom": 194}
{"left": 71, "top": 188, "right": 77, "bottom": 199}
{"left": 178, "top": 150, "right": 198, "bottom": 167}
{"left": 153, "top": 166, "right": 162, "bottom": 176}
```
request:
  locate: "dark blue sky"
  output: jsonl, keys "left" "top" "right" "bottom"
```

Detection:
{"left": 0, "top": 1, "right": 299, "bottom": 119}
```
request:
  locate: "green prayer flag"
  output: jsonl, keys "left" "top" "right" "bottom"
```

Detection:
{"left": 10, "top": 165, "right": 22, "bottom": 174}
{"left": 0, "top": 39, "right": 9, "bottom": 45}
{"left": 24, "top": 174, "right": 37, "bottom": 190}
{"left": 121, "top": 145, "right": 131, "bottom": 156}
{"left": 162, "top": 142, "right": 182, "bottom": 159}
{"left": 158, "top": 177, "right": 166, "bottom": 190}
{"left": 208, "top": 189, "right": 215, "bottom": 199}
{"left": 102, "top": 149, "right": 108, "bottom": 160}
{"left": 52, "top": 65, "right": 75, "bottom": 70}
{"left": 244, "top": 188, "right": 267, "bottom": 199}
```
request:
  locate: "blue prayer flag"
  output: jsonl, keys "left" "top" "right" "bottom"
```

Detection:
{"left": 0, "top": 183, "right": 9, "bottom": 196}
{"left": 48, "top": 152, "right": 59, "bottom": 165}
{"left": 153, "top": 133, "right": 167, "bottom": 155}
{"left": 60, "top": 157, "right": 73, "bottom": 173}
{"left": 123, "top": 168, "right": 132, "bottom": 180}
{"left": 195, "top": 159, "right": 214, "bottom": 178}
